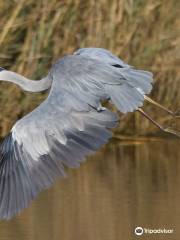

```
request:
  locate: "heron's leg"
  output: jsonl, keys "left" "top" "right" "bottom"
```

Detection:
{"left": 138, "top": 108, "right": 180, "bottom": 138}
{"left": 144, "top": 96, "right": 180, "bottom": 118}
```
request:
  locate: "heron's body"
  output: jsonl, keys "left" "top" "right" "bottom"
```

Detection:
{"left": 0, "top": 48, "right": 157, "bottom": 219}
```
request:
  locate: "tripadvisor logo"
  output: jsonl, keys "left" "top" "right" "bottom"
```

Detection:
{"left": 135, "top": 227, "right": 143, "bottom": 236}
{"left": 135, "top": 226, "right": 174, "bottom": 236}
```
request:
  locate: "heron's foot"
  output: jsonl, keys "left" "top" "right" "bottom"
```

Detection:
{"left": 138, "top": 108, "right": 180, "bottom": 138}
{"left": 164, "top": 127, "right": 180, "bottom": 138}
{"left": 144, "top": 96, "right": 180, "bottom": 119}
{"left": 173, "top": 110, "right": 180, "bottom": 118}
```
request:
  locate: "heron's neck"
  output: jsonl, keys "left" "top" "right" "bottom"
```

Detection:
{"left": 0, "top": 70, "right": 52, "bottom": 92}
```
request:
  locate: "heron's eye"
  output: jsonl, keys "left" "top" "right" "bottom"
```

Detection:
{"left": 112, "top": 64, "right": 123, "bottom": 68}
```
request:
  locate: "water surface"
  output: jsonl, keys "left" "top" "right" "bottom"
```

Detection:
{"left": 0, "top": 139, "right": 179, "bottom": 240}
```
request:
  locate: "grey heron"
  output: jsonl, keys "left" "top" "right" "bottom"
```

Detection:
{"left": 0, "top": 48, "right": 179, "bottom": 220}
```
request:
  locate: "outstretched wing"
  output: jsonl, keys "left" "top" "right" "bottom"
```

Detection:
{"left": 0, "top": 50, "right": 153, "bottom": 219}
{"left": 0, "top": 88, "right": 118, "bottom": 220}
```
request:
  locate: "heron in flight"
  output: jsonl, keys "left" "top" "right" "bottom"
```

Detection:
{"left": 0, "top": 48, "right": 179, "bottom": 220}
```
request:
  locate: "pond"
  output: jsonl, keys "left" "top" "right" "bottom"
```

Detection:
{"left": 0, "top": 138, "right": 179, "bottom": 239}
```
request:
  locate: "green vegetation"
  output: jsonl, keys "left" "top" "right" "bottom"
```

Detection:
{"left": 0, "top": 0, "right": 179, "bottom": 137}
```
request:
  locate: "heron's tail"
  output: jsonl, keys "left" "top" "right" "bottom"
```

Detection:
{"left": 105, "top": 68, "right": 153, "bottom": 113}
{"left": 105, "top": 84, "right": 144, "bottom": 113}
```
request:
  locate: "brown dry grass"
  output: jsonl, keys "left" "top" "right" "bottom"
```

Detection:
{"left": 0, "top": 0, "right": 179, "bottom": 137}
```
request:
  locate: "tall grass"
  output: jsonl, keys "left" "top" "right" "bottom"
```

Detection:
{"left": 0, "top": 0, "right": 179, "bottom": 137}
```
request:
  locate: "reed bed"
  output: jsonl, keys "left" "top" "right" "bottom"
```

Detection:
{"left": 0, "top": 0, "right": 179, "bottom": 137}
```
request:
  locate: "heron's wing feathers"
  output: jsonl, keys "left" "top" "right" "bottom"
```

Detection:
{"left": 74, "top": 48, "right": 130, "bottom": 67}
{"left": 0, "top": 51, "right": 153, "bottom": 219}
{"left": 0, "top": 90, "right": 118, "bottom": 219}
{"left": 53, "top": 55, "right": 153, "bottom": 113}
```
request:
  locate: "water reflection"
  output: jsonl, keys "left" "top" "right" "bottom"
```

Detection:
{"left": 0, "top": 139, "right": 179, "bottom": 239}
